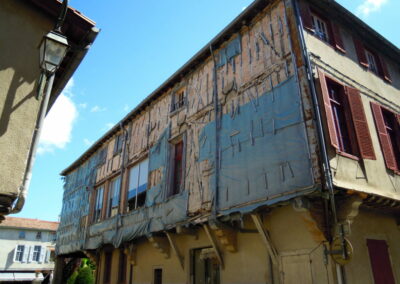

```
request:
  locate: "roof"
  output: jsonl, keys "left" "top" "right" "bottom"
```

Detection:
{"left": 27, "top": 0, "right": 100, "bottom": 110}
{"left": 61, "top": 0, "right": 400, "bottom": 175}
{"left": 0, "top": 217, "right": 59, "bottom": 231}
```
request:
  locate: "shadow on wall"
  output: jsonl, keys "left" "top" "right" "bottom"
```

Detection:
{"left": 0, "top": 70, "right": 37, "bottom": 137}
{"left": 5, "top": 248, "right": 15, "bottom": 269}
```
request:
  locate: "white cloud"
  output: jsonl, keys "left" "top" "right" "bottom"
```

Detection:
{"left": 90, "top": 105, "right": 107, "bottom": 113}
{"left": 79, "top": 103, "right": 87, "bottom": 109}
{"left": 123, "top": 104, "right": 130, "bottom": 112}
{"left": 83, "top": 138, "right": 93, "bottom": 146}
{"left": 242, "top": 6, "right": 247, "bottom": 11}
{"left": 103, "top": 122, "right": 115, "bottom": 131}
{"left": 356, "top": 0, "right": 388, "bottom": 17}
{"left": 38, "top": 79, "right": 78, "bottom": 154}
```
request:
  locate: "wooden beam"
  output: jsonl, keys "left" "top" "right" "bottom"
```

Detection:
{"left": 203, "top": 224, "right": 224, "bottom": 269}
{"left": 165, "top": 231, "right": 184, "bottom": 270}
{"left": 251, "top": 213, "right": 278, "bottom": 265}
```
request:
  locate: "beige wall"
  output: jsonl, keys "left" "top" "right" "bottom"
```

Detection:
{"left": 303, "top": 21, "right": 400, "bottom": 199}
{"left": 94, "top": 205, "right": 400, "bottom": 284}
{"left": 0, "top": 0, "right": 52, "bottom": 198}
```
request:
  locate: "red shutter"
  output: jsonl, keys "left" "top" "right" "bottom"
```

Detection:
{"left": 331, "top": 24, "right": 345, "bottom": 53}
{"left": 299, "top": 1, "right": 314, "bottom": 31}
{"left": 353, "top": 38, "right": 369, "bottom": 68}
{"left": 367, "top": 239, "right": 395, "bottom": 284}
{"left": 346, "top": 87, "right": 375, "bottom": 159}
{"left": 376, "top": 55, "right": 392, "bottom": 83}
{"left": 371, "top": 102, "right": 397, "bottom": 170}
{"left": 317, "top": 68, "right": 339, "bottom": 149}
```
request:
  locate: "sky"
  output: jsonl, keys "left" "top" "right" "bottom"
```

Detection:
{"left": 14, "top": 0, "right": 399, "bottom": 221}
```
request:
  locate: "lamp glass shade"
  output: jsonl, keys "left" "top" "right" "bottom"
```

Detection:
{"left": 39, "top": 31, "right": 69, "bottom": 74}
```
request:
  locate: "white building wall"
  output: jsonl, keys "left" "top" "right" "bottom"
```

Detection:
{"left": 0, "top": 227, "right": 56, "bottom": 271}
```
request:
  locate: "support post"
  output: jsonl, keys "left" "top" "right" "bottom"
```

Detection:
{"left": 203, "top": 224, "right": 224, "bottom": 269}
{"left": 165, "top": 231, "right": 184, "bottom": 270}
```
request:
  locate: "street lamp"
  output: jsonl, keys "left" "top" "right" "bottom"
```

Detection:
{"left": 39, "top": 30, "right": 69, "bottom": 75}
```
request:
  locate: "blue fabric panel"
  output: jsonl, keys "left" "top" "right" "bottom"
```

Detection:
{"left": 217, "top": 35, "right": 241, "bottom": 68}
{"left": 198, "top": 76, "right": 314, "bottom": 211}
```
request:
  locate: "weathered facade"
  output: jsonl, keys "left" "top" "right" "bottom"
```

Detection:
{"left": 56, "top": 0, "right": 400, "bottom": 283}
{"left": 0, "top": 0, "right": 98, "bottom": 216}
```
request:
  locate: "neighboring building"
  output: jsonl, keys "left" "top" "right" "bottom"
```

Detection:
{"left": 0, "top": 217, "right": 59, "bottom": 282}
{"left": 0, "top": 0, "right": 98, "bottom": 217}
{"left": 56, "top": 0, "right": 400, "bottom": 283}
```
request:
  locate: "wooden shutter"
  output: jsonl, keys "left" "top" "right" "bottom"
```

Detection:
{"left": 13, "top": 245, "right": 18, "bottom": 262}
{"left": 371, "top": 102, "right": 397, "bottom": 170}
{"left": 22, "top": 245, "right": 29, "bottom": 262}
{"left": 317, "top": 68, "right": 339, "bottom": 149}
{"left": 367, "top": 239, "right": 395, "bottom": 284}
{"left": 27, "top": 245, "right": 33, "bottom": 263}
{"left": 39, "top": 246, "right": 46, "bottom": 263}
{"left": 346, "top": 87, "right": 375, "bottom": 159}
{"left": 353, "top": 38, "right": 369, "bottom": 68}
{"left": 376, "top": 55, "right": 392, "bottom": 83}
{"left": 331, "top": 24, "right": 345, "bottom": 53}
{"left": 299, "top": 1, "right": 314, "bottom": 31}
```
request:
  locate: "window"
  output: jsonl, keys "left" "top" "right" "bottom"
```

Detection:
{"left": 36, "top": 232, "right": 42, "bottom": 240}
{"left": 93, "top": 186, "right": 104, "bottom": 222}
{"left": 32, "top": 246, "right": 41, "bottom": 262}
{"left": 353, "top": 38, "right": 392, "bottom": 83}
{"left": 18, "top": 231, "right": 25, "bottom": 239}
{"left": 192, "top": 248, "right": 220, "bottom": 284}
{"left": 104, "top": 251, "right": 112, "bottom": 284}
{"left": 318, "top": 68, "right": 375, "bottom": 159}
{"left": 326, "top": 79, "right": 357, "bottom": 155}
{"left": 14, "top": 245, "right": 25, "bottom": 262}
{"left": 153, "top": 268, "right": 163, "bottom": 284}
{"left": 171, "top": 89, "right": 186, "bottom": 112}
{"left": 127, "top": 158, "right": 149, "bottom": 211}
{"left": 114, "top": 134, "right": 123, "bottom": 155}
{"left": 50, "top": 232, "right": 56, "bottom": 242}
{"left": 367, "top": 239, "right": 395, "bottom": 284}
{"left": 299, "top": 3, "right": 345, "bottom": 52}
{"left": 311, "top": 14, "right": 329, "bottom": 42}
{"left": 106, "top": 176, "right": 121, "bottom": 218}
{"left": 98, "top": 148, "right": 107, "bottom": 166}
{"left": 371, "top": 103, "right": 400, "bottom": 173}
{"left": 118, "top": 250, "right": 127, "bottom": 284}
{"left": 169, "top": 140, "right": 185, "bottom": 197}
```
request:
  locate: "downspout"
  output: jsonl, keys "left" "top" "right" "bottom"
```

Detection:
{"left": 209, "top": 45, "right": 220, "bottom": 218}
{"left": 288, "top": 0, "right": 344, "bottom": 283}
{"left": 11, "top": 73, "right": 55, "bottom": 214}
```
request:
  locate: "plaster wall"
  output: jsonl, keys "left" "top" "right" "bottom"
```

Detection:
{"left": 0, "top": 0, "right": 52, "bottom": 198}
{"left": 344, "top": 209, "right": 400, "bottom": 284}
{"left": 304, "top": 24, "right": 400, "bottom": 198}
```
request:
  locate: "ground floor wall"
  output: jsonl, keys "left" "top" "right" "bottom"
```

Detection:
{"left": 72, "top": 203, "right": 399, "bottom": 284}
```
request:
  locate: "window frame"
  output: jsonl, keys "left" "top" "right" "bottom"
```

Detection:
{"left": 106, "top": 175, "right": 121, "bottom": 218}
{"left": 92, "top": 185, "right": 105, "bottom": 223}
{"left": 311, "top": 13, "right": 330, "bottom": 43}
{"left": 15, "top": 245, "right": 25, "bottom": 262}
{"left": 113, "top": 134, "right": 124, "bottom": 156}
{"left": 126, "top": 158, "right": 149, "bottom": 212}
{"left": 170, "top": 88, "right": 186, "bottom": 113}
{"left": 168, "top": 136, "right": 186, "bottom": 198}
{"left": 32, "top": 245, "right": 41, "bottom": 262}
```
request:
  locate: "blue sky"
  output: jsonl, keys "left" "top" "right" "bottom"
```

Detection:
{"left": 14, "top": 0, "right": 399, "bottom": 221}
